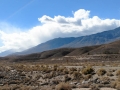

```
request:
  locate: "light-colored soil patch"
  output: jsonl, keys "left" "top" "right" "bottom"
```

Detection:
{"left": 72, "top": 88, "right": 117, "bottom": 90}
{"left": 66, "top": 66, "right": 120, "bottom": 70}
{"left": 100, "top": 88, "right": 117, "bottom": 90}
{"left": 72, "top": 88, "right": 90, "bottom": 90}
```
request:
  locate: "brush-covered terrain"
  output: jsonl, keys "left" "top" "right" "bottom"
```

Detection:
{"left": 8, "top": 39, "right": 120, "bottom": 63}
{"left": 0, "top": 62, "right": 119, "bottom": 90}
{"left": 0, "top": 39, "right": 120, "bottom": 90}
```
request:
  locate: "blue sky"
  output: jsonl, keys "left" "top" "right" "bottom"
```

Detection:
{"left": 0, "top": 0, "right": 120, "bottom": 52}
{"left": 0, "top": 0, "right": 120, "bottom": 28}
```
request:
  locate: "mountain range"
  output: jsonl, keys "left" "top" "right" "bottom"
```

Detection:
{"left": 13, "top": 39, "right": 120, "bottom": 62}
{"left": 0, "top": 27, "right": 120, "bottom": 56}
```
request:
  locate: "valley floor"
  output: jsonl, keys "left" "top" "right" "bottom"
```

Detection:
{"left": 0, "top": 60, "right": 119, "bottom": 90}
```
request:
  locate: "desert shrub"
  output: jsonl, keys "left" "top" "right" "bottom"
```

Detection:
{"left": 90, "top": 85, "right": 100, "bottom": 90}
{"left": 53, "top": 64, "right": 58, "bottom": 71}
{"left": 84, "top": 74, "right": 92, "bottom": 80}
{"left": 111, "top": 81, "right": 120, "bottom": 89}
{"left": 107, "top": 72, "right": 114, "bottom": 76}
{"left": 100, "top": 77, "right": 110, "bottom": 84}
{"left": 111, "top": 82, "right": 117, "bottom": 88}
{"left": 52, "top": 79, "right": 60, "bottom": 85}
{"left": 69, "top": 71, "right": 74, "bottom": 75}
{"left": 72, "top": 71, "right": 82, "bottom": 80}
{"left": 101, "top": 76, "right": 110, "bottom": 81}
{"left": 35, "top": 74, "right": 42, "bottom": 80}
{"left": 116, "top": 82, "right": 120, "bottom": 90}
{"left": 57, "top": 67, "right": 65, "bottom": 72}
{"left": 116, "top": 70, "right": 120, "bottom": 76}
{"left": 51, "top": 71, "right": 57, "bottom": 77}
{"left": 69, "top": 67, "right": 77, "bottom": 71}
{"left": 41, "top": 66, "right": 52, "bottom": 73}
{"left": 54, "top": 64, "right": 58, "bottom": 67}
{"left": 43, "top": 72, "right": 56, "bottom": 79}
{"left": 80, "top": 84, "right": 90, "bottom": 88}
{"left": 12, "top": 86, "right": 21, "bottom": 90}
{"left": 82, "top": 66, "right": 94, "bottom": 75}
{"left": 43, "top": 71, "right": 57, "bottom": 79}
{"left": 64, "top": 75, "right": 71, "bottom": 82}
{"left": 0, "top": 74, "right": 4, "bottom": 78}
{"left": 118, "top": 76, "right": 120, "bottom": 82}
{"left": 97, "top": 68, "right": 106, "bottom": 76}
{"left": 56, "top": 82, "right": 72, "bottom": 90}
{"left": 63, "top": 69, "right": 69, "bottom": 74}
{"left": 23, "top": 77, "right": 31, "bottom": 84}
{"left": 97, "top": 84, "right": 105, "bottom": 88}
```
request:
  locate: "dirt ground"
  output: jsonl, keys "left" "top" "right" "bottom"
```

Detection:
{"left": 0, "top": 61, "right": 119, "bottom": 90}
{"left": 73, "top": 88, "right": 117, "bottom": 90}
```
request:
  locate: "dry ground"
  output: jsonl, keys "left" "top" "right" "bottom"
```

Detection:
{"left": 0, "top": 61, "right": 119, "bottom": 90}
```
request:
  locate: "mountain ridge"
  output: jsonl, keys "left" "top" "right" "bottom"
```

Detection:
{"left": 12, "top": 39, "right": 120, "bottom": 62}
{"left": 1, "top": 27, "right": 120, "bottom": 56}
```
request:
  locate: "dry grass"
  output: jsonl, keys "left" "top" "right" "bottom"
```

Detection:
{"left": 116, "top": 70, "right": 120, "bottom": 76}
{"left": 97, "top": 68, "right": 106, "bottom": 76}
{"left": 56, "top": 82, "right": 72, "bottom": 90}
{"left": 0, "top": 61, "right": 119, "bottom": 90}
{"left": 82, "top": 66, "right": 94, "bottom": 75}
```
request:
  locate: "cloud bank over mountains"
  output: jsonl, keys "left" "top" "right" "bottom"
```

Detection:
{"left": 0, "top": 9, "right": 120, "bottom": 53}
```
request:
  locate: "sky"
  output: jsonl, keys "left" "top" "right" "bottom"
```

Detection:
{"left": 0, "top": 0, "right": 120, "bottom": 53}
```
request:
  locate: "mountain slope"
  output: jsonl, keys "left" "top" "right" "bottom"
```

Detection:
{"left": 12, "top": 39, "right": 120, "bottom": 62}
{"left": 3, "top": 27, "right": 120, "bottom": 56}
{"left": 16, "top": 27, "right": 120, "bottom": 55}
{"left": 14, "top": 37, "right": 76, "bottom": 55}
{"left": 0, "top": 49, "right": 15, "bottom": 57}
{"left": 88, "top": 40, "right": 120, "bottom": 54}
{"left": 62, "top": 27, "right": 120, "bottom": 47}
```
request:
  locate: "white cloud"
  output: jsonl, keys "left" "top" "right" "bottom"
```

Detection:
{"left": 0, "top": 9, "right": 120, "bottom": 53}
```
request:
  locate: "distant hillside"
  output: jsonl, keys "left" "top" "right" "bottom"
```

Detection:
{"left": 88, "top": 40, "right": 120, "bottom": 54}
{"left": 12, "top": 39, "right": 120, "bottom": 62}
{"left": 66, "top": 45, "right": 100, "bottom": 56}
{"left": 0, "top": 49, "right": 15, "bottom": 57}
{"left": 13, "top": 37, "right": 76, "bottom": 55}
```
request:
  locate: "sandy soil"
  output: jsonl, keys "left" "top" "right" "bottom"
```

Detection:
{"left": 72, "top": 88, "right": 90, "bottom": 90}
{"left": 72, "top": 88, "right": 117, "bottom": 90}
